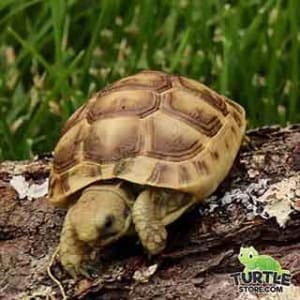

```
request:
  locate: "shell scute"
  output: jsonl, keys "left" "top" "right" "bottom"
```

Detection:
{"left": 54, "top": 122, "right": 86, "bottom": 173}
{"left": 87, "top": 90, "right": 160, "bottom": 122}
{"left": 146, "top": 112, "right": 203, "bottom": 161}
{"left": 177, "top": 76, "right": 229, "bottom": 116}
{"left": 84, "top": 117, "right": 142, "bottom": 163}
{"left": 161, "top": 90, "right": 222, "bottom": 137}
{"left": 102, "top": 70, "right": 172, "bottom": 93}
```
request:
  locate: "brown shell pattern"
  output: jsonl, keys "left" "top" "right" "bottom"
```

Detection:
{"left": 49, "top": 70, "right": 246, "bottom": 206}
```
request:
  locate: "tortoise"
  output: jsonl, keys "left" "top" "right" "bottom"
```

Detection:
{"left": 49, "top": 70, "right": 246, "bottom": 277}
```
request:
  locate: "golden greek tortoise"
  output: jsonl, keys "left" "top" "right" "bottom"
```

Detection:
{"left": 49, "top": 70, "right": 246, "bottom": 277}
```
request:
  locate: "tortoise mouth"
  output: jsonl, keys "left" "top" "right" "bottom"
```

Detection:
{"left": 91, "top": 213, "right": 132, "bottom": 248}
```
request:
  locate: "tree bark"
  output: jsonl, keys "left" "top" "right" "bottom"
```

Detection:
{"left": 1, "top": 125, "right": 300, "bottom": 300}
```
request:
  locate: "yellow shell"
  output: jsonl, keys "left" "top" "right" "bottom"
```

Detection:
{"left": 49, "top": 70, "right": 246, "bottom": 206}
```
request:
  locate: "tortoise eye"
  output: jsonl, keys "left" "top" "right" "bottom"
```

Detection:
{"left": 104, "top": 215, "right": 115, "bottom": 229}
{"left": 123, "top": 206, "right": 130, "bottom": 219}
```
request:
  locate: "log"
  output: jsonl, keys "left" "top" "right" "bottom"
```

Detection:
{"left": 1, "top": 125, "right": 300, "bottom": 300}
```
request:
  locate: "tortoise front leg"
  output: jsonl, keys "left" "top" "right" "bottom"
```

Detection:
{"left": 132, "top": 189, "right": 167, "bottom": 254}
{"left": 59, "top": 207, "right": 92, "bottom": 278}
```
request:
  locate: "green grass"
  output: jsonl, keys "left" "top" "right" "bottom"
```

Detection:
{"left": 0, "top": 0, "right": 299, "bottom": 160}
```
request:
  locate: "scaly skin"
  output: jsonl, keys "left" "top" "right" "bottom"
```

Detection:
{"left": 132, "top": 189, "right": 168, "bottom": 254}
{"left": 132, "top": 188, "right": 194, "bottom": 254}
{"left": 58, "top": 184, "right": 132, "bottom": 277}
{"left": 59, "top": 209, "right": 92, "bottom": 278}
{"left": 58, "top": 184, "right": 194, "bottom": 277}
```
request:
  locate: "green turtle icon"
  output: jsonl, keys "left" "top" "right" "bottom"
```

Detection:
{"left": 238, "top": 246, "right": 289, "bottom": 276}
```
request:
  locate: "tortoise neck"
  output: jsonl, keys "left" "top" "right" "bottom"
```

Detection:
{"left": 83, "top": 182, "right": 134, "bottom": 206}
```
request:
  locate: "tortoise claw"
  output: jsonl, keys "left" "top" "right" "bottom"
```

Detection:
{"left": 63, "top": 262, "right": 96, "bottom": 279}
{"left": 64, "top": 264, "right": 79, "bottom": 279}
{"left": 79, "top": 263, "right": 100, "bottom": 278}
{"left": 59, "top": 251, "right": 90, "bottom": 279}
{"left": 79, "top": 266, "right": 93, "bottom": 279}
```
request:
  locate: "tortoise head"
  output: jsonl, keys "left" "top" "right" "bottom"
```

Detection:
{"left": 69, "top": 184, "right": 132, "bottom": 247}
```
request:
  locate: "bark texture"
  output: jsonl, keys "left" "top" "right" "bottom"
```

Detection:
{"left": 1, "top": 125, "right": 300, "bottom": 300}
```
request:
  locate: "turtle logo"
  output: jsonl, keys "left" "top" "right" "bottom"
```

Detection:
{"left": 230, "top": 246, "right": 291, "bottom": 293}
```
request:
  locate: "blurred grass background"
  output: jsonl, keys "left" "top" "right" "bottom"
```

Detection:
{"left": 0, "top": 0, "right": 299, "bottom": 160}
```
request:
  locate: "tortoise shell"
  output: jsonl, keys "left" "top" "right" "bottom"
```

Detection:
{"left": 49, "top": 70, "right": 246, "bottom": 206}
